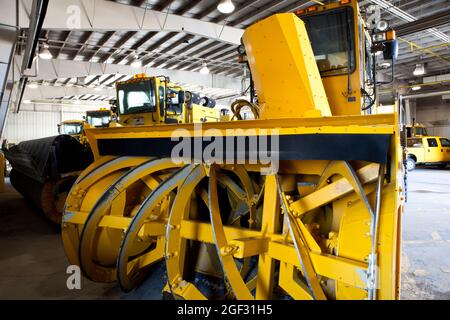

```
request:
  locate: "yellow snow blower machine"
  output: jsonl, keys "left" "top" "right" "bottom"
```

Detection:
{"left": 62, "top": 0, "right": 405, "bottom": 300}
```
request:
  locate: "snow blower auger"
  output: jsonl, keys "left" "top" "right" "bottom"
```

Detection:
{"left": 63, "top": 1, "right": 406, "bottom": 300}
{"left": 61, "top": 75, "right": 222, "bottom": 284}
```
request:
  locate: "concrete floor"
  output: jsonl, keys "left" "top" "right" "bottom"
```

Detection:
{"left": 0, "top": 168, "right": 449, "bottom": 300}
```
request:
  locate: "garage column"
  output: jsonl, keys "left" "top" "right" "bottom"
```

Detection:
{"left": 404, "top": 99, "right": 417, "bottom": 125}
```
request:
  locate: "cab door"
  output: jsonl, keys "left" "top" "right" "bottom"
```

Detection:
{"left": 425, "top": 138, "right": 441, "bottom": 162}
{"left": 439, "top": 138, "right": 450, "bottom": 162}
{"left": 407, "top": 138, "right": 425, "bottom": 162}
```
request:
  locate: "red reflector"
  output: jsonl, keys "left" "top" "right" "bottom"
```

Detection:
{"left": 307, "top": 6, "right": 318, "bottom": 12}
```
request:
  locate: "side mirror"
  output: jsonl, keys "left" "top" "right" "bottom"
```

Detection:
{"left": 383, "top": 39, "right": 398, "bottom": 60}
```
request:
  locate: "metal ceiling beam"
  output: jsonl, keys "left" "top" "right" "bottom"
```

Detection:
{"left": 146, "top": 34, "right": 195, "bottom": 68}
{"left": 18, "top": 0, "right": 244, "bottom": 45}
{"left": 154, "top": 0, "right": 175, "bottom": 12}
{"left": 14, "top": 55, "right": 242, "bottom": 90}
{"left": 174, "top": 0, "right": 203, "bottom": 15}
{"left": 72, "top": 31, "right": 94, "bottom": 60}
{"left": 100, "top": 31, "right": 137, "bottom": 63}
{"left": 84, "top": 31, "right": 116, "bottom": 62}
{"left": 211, "top": 0, "right": 260, "bottom": 24}
{"left": 114, "top": 31, "right": 158, "bottom": 65}
{"left": 396, "top": 9, "right": 450, "bottom": 36}
{"left": 193, "top": 2, "right": 219, "bottom": 20}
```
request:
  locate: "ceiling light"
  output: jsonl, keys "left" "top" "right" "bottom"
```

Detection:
{"left": 27, "top": 82, "right": 38, "bottom": 89}
{"left": 379, "top": 62, "right": 391, "bottom": 68}
{"left": 413, "top": 64, "right": 425, "bottom": 76}
{"left": 200, "top": 62, "right": 210, "bottom": 75}
{"left": 217, "top": 0, "right": 235, "bottom": 14}
{"left": 94, "top": 86, "right": 103, "bottom": 92}
{"left": 39, "top": 44, "right": 53, "bottom": 60}
{"left": 412, "top": 86, "right": 421, "bottom": 91}
{"left": 376, "top": 20, "right": 389, "bottom": 32}
{"left": 131, "top": 55, "right": 142, "bottom": 68}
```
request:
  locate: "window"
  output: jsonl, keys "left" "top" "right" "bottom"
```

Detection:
{"left": 407, "top": 139, "right": 423, "bottom": 148}
{"left": 302, "top": 7, "right": 356, "bottom": 77}
{"left": 406, "top": 127, "right": 413, "bottom": 138}
{"left": 440, "top": 138, "right": 450, "bottom": 147}
{"left": 87, "top": 115, "right": 111, "bottom": 128}
{"left": 61, "top": 123, "right": 82, "bottom": 135}
{"left": 415, "top": 127, "right": 428, "bottom": 137}
{"left": 117, "top": 80, "right": 156, "bottom": 115}
{"left": 427, "top": 139, "right": 438, "bottom": 148}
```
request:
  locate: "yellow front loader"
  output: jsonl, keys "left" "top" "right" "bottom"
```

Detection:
{"left": 62, "top": 0, "right": 405, "bottom": 300}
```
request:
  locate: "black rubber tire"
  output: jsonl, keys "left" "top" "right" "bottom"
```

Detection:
{"left": 406, "top": 158, "right": 416, "bottom": 171}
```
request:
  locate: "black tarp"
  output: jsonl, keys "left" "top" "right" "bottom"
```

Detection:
{"left": 3, "top": 135, "right": 93, "bottom": 183}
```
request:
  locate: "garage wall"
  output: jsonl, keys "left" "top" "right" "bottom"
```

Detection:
{"left": 415, "top": 96, "right": 450, "bottom": 137}
{"left": 2, "top": 103, "right": 99, "bottom": 144}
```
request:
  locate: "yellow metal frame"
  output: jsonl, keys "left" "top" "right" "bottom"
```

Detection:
{"left": 61, "top": 10, "right": 405, "bottom": 300}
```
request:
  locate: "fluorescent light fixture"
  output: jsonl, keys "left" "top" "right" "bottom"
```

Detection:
{"left": 131, "top": 55, "right": 142, "bottom": 68}
{"left": 200, "top": 62, "right": 210, "bottom": 75}
{"left": 411, "top": 86, "right": 421, "bottom": 91}
{"left": 27, "top": 82, "right": 38, "bottom": 89}
{"left": 379, "top": 62, "right": 391, "bottom": 68}
{"left": 413, "top": 64, "right": 425, "bottom": 76}
{"left": 94, "top": 86, "right": 103, "bottom": 92}
{"left": 39, "top": 44, "right": 53, "bottom": 60}
{"left": 218, "top": 0, "right": 235, "bottom": 14}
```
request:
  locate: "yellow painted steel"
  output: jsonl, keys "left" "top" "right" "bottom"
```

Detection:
{"left": 242, "top": 14, "right": 331, "bottom": 119}
{"left": 61, "top": 1, "right": 405, "bottom": 301}
{"left": 116, "top": 76, "right": 220, "bottom": 127}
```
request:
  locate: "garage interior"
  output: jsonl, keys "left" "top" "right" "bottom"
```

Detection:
{"left": 0, "top": 0, "right": 449, "bottom": 300}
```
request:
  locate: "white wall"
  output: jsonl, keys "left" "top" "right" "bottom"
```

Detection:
{"left": 2, "top": 103, "right": 100, "bottom": 144}
{"left": 416, "top": 96, "right": 450, "bottom": 137}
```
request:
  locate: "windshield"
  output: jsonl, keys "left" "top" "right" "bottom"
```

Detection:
{"left": 86, "top": 112, "right": 111, "bottom": 128}
{"left": 441, "top": 138, "right": 450, "bottom": 147}
{"left": 117, "top": 80, "right": 156, "bottom": 115}
{"left": 302, "top": 7, "right": 355, "bottom": 76}
{"left": 61, "top": 123, "right": 82, "bottom": 135}
{"left": 415, "top": 127, "right": 428, "bottom": 136}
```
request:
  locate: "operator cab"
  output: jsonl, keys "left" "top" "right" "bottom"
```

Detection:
{"left": 296, "top": 0, "right": 398, "bottom": 116}
{"left": 86, "top": 110, "right": 112, "bottom": 128}
{"left": 116, "top": 74, "right": 220, "bottom": 126}
{"left": 58, "top": 121, "right": 83, "bottom": 136}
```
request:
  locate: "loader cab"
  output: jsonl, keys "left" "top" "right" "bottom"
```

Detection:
{"left": 85, "top": 110, "right": 112, "bottom": 128}
{"left": 297, "top": 0, "right": 397, "bottom": 116}
{"left": 58, "top": 121, "right": 84, "bottom": 137}
{"left": 116, "top": 74, "right": 220, "bottom": 126}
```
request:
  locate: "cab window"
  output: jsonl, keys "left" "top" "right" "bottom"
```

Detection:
{"left": 440, "top": 138, "right": 450, "bottom": 147}
{"left": 407, "top": 139, "right": 423, "bottom": 148}
{"left": 415, "top": 127, "right": 428, "bottom": 136}
{"left": 302, "top": 7, "right": 356, "bottom": 77}
{"left": 427, "top": 138, "right": 438, "bottom": 148}
{"left": 117, "top": 80, "right": 156, "bottom": 115}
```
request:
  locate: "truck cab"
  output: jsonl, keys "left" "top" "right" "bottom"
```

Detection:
{"left": 406, "top": 136, "right": 450, "bottom": 170}
{"left": 406, "top": 124, "right": 428, "bottom": 138}
{"left": 116, "top": 74, "right": 220, "bottom": 126}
